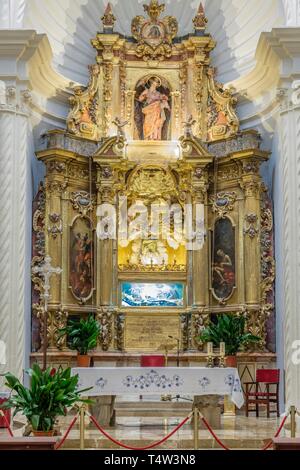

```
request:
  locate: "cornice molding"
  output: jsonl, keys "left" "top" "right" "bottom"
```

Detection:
{"left": 0, "top": 30, "right": 75, "bottom": 125}
{"left": 229, "top": 28, "right": 300, "bottom": 98}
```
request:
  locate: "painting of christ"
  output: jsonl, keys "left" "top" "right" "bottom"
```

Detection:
{"left": 134, "top": 76, "right": 171, "bottom": 141}
{"left": 69, "top": 217, "right": 94, "bottom": 301}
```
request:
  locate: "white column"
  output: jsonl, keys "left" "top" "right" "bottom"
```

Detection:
{"left": 0, "top": 0, "right": 27, "bottom": 28}
{"left": 282, "top": 0, "right": 300, "bottom": 26}
{"left": 0, "top": 82, "right": 31, "bottom": 388}
{"left": 278, "top": 82, "right": 300, "bottom": 409}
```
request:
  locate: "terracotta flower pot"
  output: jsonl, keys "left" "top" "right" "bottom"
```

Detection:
{"left": 225, "top": 355, "right": 237, "bottom": 368}
{"left": 32, "top": 430, "right": 55, "bottom": 437}
{"left": 77, "top": 354, "right": 91, "bottom": 367}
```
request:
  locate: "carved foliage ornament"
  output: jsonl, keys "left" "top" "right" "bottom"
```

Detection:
{"left": 260, "top": 190, "right": 275, "bottom": 310}
{"left": 210, "top": 192, "right": 237, "bottom": 218}
{"left": 207, "top": 68, "right": 239, "bottom": 142}
{"left": 97, "top": 308, "right": 114, "bottom": 351}
{"left": 131, "top": 1, "right": 178, "bottom": 61}
{"left": 71, "top": 191, "right": 96, "bottom": 216}
{"left": 244, "top": 213, "right": 259, "bottom": 239}
{"left": 67, "top": 64, "right": 100, "bottom": 140}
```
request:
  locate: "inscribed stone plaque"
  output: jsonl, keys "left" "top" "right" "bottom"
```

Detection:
{"left": 124, "top": 315, "right": 180, "bottom": 352}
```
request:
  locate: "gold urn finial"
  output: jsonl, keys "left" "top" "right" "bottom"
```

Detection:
{"left": 193, "top": 3, "right": 208, "bottom": 32}
{"left": 101, "top": 2, "right": 116, "bottom": 32}
{"left": 144, "top": 0, "right": 165, "bottom": 21}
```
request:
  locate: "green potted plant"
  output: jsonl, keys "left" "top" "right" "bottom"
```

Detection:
{"left": 1, "top": 364, "right": 90, "bottom": 436}
{"left": 60, "top": 315, "right": 100, "bottom": 367}
{"left": 198, "top": 314, "right": 261, "bottom": 367}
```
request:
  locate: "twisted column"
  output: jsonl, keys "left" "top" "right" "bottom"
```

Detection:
{"left": 0, "top": 82, "right": 31, "bottom": 388}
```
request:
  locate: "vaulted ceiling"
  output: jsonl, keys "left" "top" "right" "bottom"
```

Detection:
{"left": 23, "top": 0, "right": 284, "bottom": 85}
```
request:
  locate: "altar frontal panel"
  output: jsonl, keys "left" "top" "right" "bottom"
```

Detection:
{"left": 124, "top": 314, "right": 180, "bottom": 352}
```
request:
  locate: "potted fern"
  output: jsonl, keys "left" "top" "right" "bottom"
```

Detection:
{"left": 198, "top": 314, "right": 261, "bottom": 367}
{"left": 1, "top": 364, "right": 90, "bottom": 436}
{"left": 60, "top": 315, "right": 100, "bottom": 367}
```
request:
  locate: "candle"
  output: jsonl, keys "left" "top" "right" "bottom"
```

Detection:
{"left": 207, "top": 342, "right": 213, "bottom": 355}
{"left": 220, "top": 342, "right": 226, "bottom": 356}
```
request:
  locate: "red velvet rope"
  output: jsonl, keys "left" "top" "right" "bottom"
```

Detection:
{"left": 89, "top": 412, "right": 192, "bottom": 451}
{"left": 55, "top": 414, "right": 79, "bottom": 450}
{"left": 200, "top": 413, "right": 288, "bottom": 451}
{"left": 0, "top": 411, "right": 14, "bottom": 437}
{"left": 260, "top": 415, "right": 288, "bottom": 451}
{"left": 200, "top": 416, "right": 230, "bottom": 450}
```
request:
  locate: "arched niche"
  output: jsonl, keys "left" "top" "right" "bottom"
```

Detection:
{"left": 134, "top": 75, "right": 172, "bottom": 141}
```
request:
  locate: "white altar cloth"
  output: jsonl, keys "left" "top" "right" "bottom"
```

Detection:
{"left": 72, "top": 367, "right": 244, "bottom": 408}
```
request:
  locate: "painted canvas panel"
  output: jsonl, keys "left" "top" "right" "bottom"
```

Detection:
{"left": 121, "top": 282, "right": 184, "bottom": 307}
{"left": 212, "top": 218, "right": 235, "bottom": 301}
{"left": 69, "top": 217, "right": 93, "bottom": 301}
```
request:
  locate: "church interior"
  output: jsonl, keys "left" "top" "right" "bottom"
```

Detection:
{"left": 0, "top": 0, "right": 300, "bottom": 452}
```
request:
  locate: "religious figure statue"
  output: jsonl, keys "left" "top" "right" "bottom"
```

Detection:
{"left": 183, "top": 115, "right": 196, "bottom": 138}
{"left": 112, "top": 117, "right": 128, "bottom": 139}
{"left": 135, "top": 76, "right": 171, "bottom": 141}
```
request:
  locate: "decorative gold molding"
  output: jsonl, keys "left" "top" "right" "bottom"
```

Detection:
{"left": 131, "top": 1, "right": 178, "bottom": 61}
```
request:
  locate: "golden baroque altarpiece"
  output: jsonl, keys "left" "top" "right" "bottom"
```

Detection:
{"left": 31, "top": 2, "right": 275, "bottom": 364}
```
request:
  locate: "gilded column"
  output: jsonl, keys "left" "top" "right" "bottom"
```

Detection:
{"left": 191, "top": 168, "right": 209, "bottom": 307}
{"left": 44, "top": 159, "right": 67, "bottom": 306}
{"left": 95, "top": 164, "right": 116, "bottom": 307}
{"left": 237, "top": 154, "right": 268, "bottom": 306}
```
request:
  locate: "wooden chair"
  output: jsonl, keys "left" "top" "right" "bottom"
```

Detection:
{"left": 245, "top": 369, "right": 280, "bottom": 418}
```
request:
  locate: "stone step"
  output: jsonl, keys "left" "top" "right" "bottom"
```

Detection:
{"left": 61, "top": 435, "right": 272, "bottom": 450}
{"left": 115, "top": 401, "right": 192, "bottom": 418}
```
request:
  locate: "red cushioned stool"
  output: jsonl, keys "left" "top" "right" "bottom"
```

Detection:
{"left": 140, "top": 355, "right": 166, "bottom": 367}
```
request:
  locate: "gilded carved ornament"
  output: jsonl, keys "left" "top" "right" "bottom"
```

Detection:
{"left": 193, "top": 3, "right": 208, "bottom": 32}
{"left": 97, "top": 308, "right": 114, "bottom": 351}
{"left": 66, "top": 64, "right": 100, "bottom": 140}
{"left": 207, "top": 68, "right": 239, "bottom": 141}
{"left": 71, "top": 191, "right": 96, "bottom": 217}
{"left": 48, "top": 213, "right": 63, "bottom": 239}
{"left": 210, "top": 192, "right": 237, "bottom": 219}
{"left": 131, "top": 1, "right": 178, "bottom": 62}
{"left": 128, "top": 166, "right": 176, "bottom": 201}
{"left": 244, "top": 213, "right": 259, "bottom": 239}
{"left": 101, "top": 3, "right": 116, "bottom": 31}
{"left": 260, "top": 190, "right": 275, "bottom": 313}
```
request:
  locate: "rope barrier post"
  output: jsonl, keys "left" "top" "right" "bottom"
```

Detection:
{"left": 290, "top": 406, "right": 297, "bottom": 438}
{"left": 193, "top": 407, "right": 199, "bottom": 450}
{"left": 79, "top": 404, "right": 86, "bottom": 450}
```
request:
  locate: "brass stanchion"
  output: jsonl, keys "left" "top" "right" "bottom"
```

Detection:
{"left": 290, "top": 406, "right": 297, "bottom": 438}
{"left": 80, "top": 405, "right": 86, "bottom": 450}
{"left": 193, "top": 407, "right": 199, "bottom": 450}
